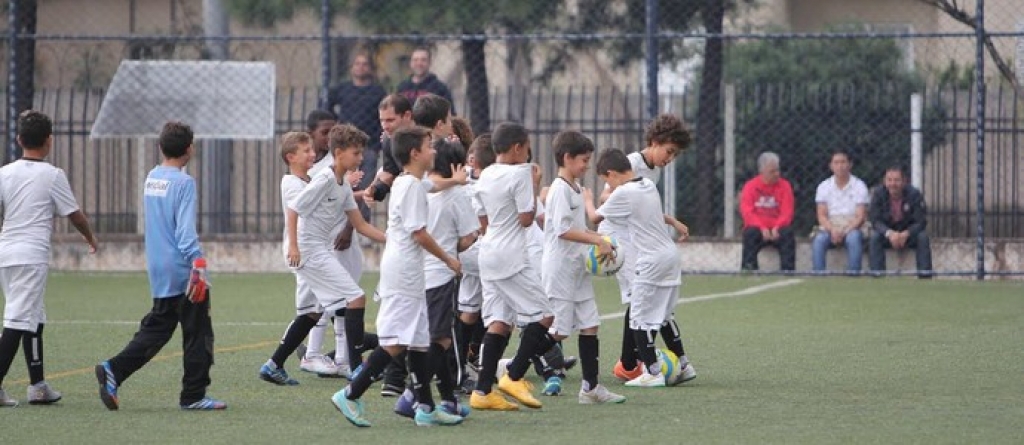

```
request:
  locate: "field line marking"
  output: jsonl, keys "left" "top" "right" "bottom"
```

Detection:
{"left": 599, "top": 278, "right": 804, "bottom": 321}
{"left": 10, "top": 340, "right": 277, "bottom": 385}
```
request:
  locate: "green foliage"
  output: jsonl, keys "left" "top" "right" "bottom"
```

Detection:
{"left": 225, "top": 0, "right": 345, "bottom": 28}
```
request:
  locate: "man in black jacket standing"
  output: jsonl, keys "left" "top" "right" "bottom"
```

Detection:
{"left": 330, "top": 54, "right": 387, "bottom": 190}
{"left": 396, "top": 48, "right": 455, "bottom": 115}
{"left": 868, "top": 166, "right": 933, "bottom": 278}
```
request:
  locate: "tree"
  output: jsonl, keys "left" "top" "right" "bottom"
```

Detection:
{"left": 915, "top": 0, "right": 1022, "bottom": 97}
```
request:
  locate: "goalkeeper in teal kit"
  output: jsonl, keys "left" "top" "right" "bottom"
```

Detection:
{"left": 95, "top": 122, "right": 224, "bottom": 411}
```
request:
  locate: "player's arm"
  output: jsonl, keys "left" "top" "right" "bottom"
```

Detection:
{"left": 412, "top": 228, "right": 461, "bottom": 275}
{"left": 457, "top": 230, "right": 480, "bottom": 253}
{"left": 560, "top": 228, "right": 612, "bottom": 255}
{"left": 477, "top": 216, "right": 489, "bottom": 235}
{"left": 68, "top": 210, "right": 98, "bottom": 253}
{"left": 286, "top": 209, "right": 300, "bottom": 267}
{"left": 175, "top": 179, "right": 203, "bottom": 264}
{"left": 663, "top": 214, "right": 689, "bottom": 241}
{"left": 365, "top": 169, "right": 395, "bottom": 203}
{"left": 582, "top": 187, "right": 601, "bottom": 224}
{"left": 345, "top": 209, "right": 385, "bottom": 243}
{"left": 427, "top": 164, "right": 468, "bottom": 193}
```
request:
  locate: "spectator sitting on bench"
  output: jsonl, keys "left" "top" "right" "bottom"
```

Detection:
{"left": 812, "top": 150, "right": 869, "bottom": 274}
{"left": 868, "top": 166, "right": 933, "bottom": 279}
{"left": 739, "top": 152, "right": 795, "bottom": 272}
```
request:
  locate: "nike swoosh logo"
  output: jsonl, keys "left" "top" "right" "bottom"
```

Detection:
{"left": 327, "top": 198, "right": 337, "bottom": 202}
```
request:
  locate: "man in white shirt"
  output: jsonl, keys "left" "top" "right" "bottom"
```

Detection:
{"left": 812, "top": 151, "right": 870, "bottom": 273}
{"left": 0, "top": 110, "right": 98, "bottom": 407}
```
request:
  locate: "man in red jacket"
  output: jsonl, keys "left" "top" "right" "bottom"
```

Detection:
{"left": 739, "top": 152, "right": 796, "bottom": 271}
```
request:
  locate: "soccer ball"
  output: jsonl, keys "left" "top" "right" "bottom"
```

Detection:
{"left": 656, "top": 348, "right": 681, "bottom": 382}
{"left": 584, "top": 236, "right": 625, "bottom": 276}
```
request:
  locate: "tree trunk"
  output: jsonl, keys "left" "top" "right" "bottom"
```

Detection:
{"left": 695, "top": 0, "right": 724, "bottom": 236}
{"left": 9, "top": 0, "right": 38, "bottom": 162}
{"left": 461, "top": 37, "right": 491, "bottom": 136}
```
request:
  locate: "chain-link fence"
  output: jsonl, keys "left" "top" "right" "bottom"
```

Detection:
{"left": 1, "top": 0, "right": 1022, "bottom": 277}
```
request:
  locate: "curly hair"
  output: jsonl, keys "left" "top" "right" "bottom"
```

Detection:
{"left": 644, "top": 114, "right": 692, "bottom": 152}
{"left": 451, "top": 117, "right": 475, "bottom": 152}
{"left": 328, "top": 123, "right": 369, "bottom": 151}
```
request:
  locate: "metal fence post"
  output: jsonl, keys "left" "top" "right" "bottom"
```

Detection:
{"left": 724, "top": 84, "right": 736, "bottom": 238}
{"left": 319, "top": 0, "right": 331, "bottom": 111}
{"left": 5, "top": 0, "right": 16, "bottom": 165}
{"left": 974, "top": 0, "right": 986, "bottom": 280}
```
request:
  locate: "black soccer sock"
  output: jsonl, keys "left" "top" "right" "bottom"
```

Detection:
{"left": 23, "top": 324, "right": 45, "bottom": 384}
{"left": 507, "top": 323, "right": 555, "bottom": 381}
{"left": 578, "top": 334, "right": 600, "bottom": 391}
{"left": 660, "top": 319, "right": 686, "bottom": 358}
{"left": 408, "top": 350, "right": 435, "bottom": 409}
{"left": 271, "top": 315, "right": 319, "bottom": 367}
{"left": 0, "top": 328, "right": 25, "bottom": 386}
{"left": 474, "top": 332, "right": 509, "bottom": 394}
{"left": 382, "top": 351, "right": 409, "bottom": 388}
{"left": 620, "top": 308, "right": 638, "bottom": 370}
{"left": 343, "top": 308, "right": 366, "bottom": 369}
{"left": 346, "top": 347, "right": 392, "bottom": 400}
{"left": 470, "top": 319, "right": 486, "bottom": 351}
{"left": 455, "top": 317, "right": 474, "bottom": 372}
{"left": 633, "top": 328, "right": 660, "bottom": 373}
{"left": 431, "top": 344, "right": 456, "bottom": 401}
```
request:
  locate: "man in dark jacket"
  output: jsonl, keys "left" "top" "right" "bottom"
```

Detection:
{"left": 868, "top": 166, "right": 933, "bottom": 278}
{"left": 396, "top": 48, "right": 456, "bottom": 115}
{"left": 329, "top": 54, "right": 387, "bottom": 190}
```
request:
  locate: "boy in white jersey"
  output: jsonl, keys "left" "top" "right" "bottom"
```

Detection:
{"left": 0, "top": 111, "right": 98, "bottom": 407}
{"left": 592, "top": 114, "right": 692, "bottom": 382}
{"left": 260, "top": 125, "right": 386, "bottom": 385}
{"left": 394, "top": 137, "right": 480, "bottom": 418}
{"left": 468, "top": 122, "right": 555, "bottom": 411}
{"left": 591, "top": 148, "right": 695, "bottom": 387}
{"left": 333, "top": 126, "right": 464, "bottom": 428}
{"left": 453, "top": 134, "right": 491, "bottom": 387}
{"left": 541, "top": 130, "right": 625, "bottom": 404}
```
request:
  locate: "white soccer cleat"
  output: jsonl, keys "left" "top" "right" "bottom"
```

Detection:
{"left": 0, "top": 388, "right": 18, "bottom": 407}
{"left": 331, "top": 362, "right": 353, "bottom": 380}
{"left": 495, "top": 358, "right": 513, "bottom": 381}
{"left": 674, "top": 360, "right": 697, "bottom": 385}
{"left": 625, "top": 371, "right": 666, "bottom": 388}
{"left": 578, "top": 384, "right": 626, "bottom": 404}
{"left": 27, "top": 381, "right": 62, "bottom": 405}
{"left": 300, "top": 355, "right": 341, "bottom": 375}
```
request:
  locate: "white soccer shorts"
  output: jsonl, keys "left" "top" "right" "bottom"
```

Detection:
{"left": 457, "top": 273, "right": 482, "bottom": 313}
{"left": 334, "top": 235, "right": 363, "bottom": 282}
{"left": 628, "top": 283, "right": 680, "bottom": 331}
{"left": 613, "top": 242, "right": 637, "bottom": 305}
{"left": 481, "top": 264, "right": 552, "bottom": 328}
{"left": 376, "top": 294, "right": 430, "bottom": 349}
{"left": 294, "top": 250, "right": 364, "bottom": 314}
{"left": 1, "top": 264, "right": 49, "bottom": 332}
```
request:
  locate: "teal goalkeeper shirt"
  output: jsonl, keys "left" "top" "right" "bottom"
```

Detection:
{"left": 144, "top": 165, "right": 203, "bottom": 298}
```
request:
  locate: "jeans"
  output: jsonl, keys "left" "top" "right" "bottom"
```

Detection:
{"left": 811, "top": 230, "right": 863, "bottom": 272}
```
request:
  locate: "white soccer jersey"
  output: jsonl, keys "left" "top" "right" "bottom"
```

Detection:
{"left": 542, "top": 178, "right": 587, "bottom": 274}
{"left": 527, "top": 197, "right": 545, "bottom": 270}
{"left": 310, "top": 155, "right": 333, "bottom": 176}
{"left": 379, "top": 174, "right": 429, "bottom": 298}
{"left": 815, "top": 175, "right": 870, "bottom": 218}
{"left": 280, "top": 174, "right": 309, "bottom": 258}
{"left": 458, "top": 182, "right": 485, "bottom": 275}
{"left": 0, "top": 159, "right": 80, "bottom": 267}
{"left": 288, "top": 167, "right": 356, "bottom": 254}
{"left": 597, "top": 177, "right": 680, "bottom": 286}
{"left": 424, "top": 185, "right": 480, "bottom": 289}
{"left": 475, "top": 163, "right": 535, "bottom": 281}
{"left": 597, "top": 151, "right": 660, "bottom": 239}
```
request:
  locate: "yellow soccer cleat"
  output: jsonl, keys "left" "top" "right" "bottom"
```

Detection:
{"left": 469, "top": 390, "right": 519, "bottom": 411}
{"left": 498, "top": 375, "right": 542, "bottom": 409}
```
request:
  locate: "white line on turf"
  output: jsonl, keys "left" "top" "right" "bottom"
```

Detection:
{"left": 598, "top": 278, "right": 804, "bottom": 321}
{"left": 50, "top": 279, "right": 803, "bottom": 326}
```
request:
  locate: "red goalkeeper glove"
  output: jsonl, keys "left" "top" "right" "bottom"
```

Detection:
{"left": 186, "top": 258, "right": 210, "bottom": 303}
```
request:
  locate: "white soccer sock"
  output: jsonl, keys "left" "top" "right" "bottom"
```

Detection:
{"left": 306, "top": 315, "right": 328, "bottom": 358}
{"left": 333, "top": 316, "right": 348, "bottom": 366}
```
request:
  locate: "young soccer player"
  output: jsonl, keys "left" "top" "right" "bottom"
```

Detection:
{"left": 95, "top": 121, "right": 223, "bottom": 410}
{"left": 0, "top": 110, "right": 98, "bottom": 407}
{"left": 394, "top": 137, "right": 479, "bottom": 418}
{"left": 541, "top": 130, "right": 625, "bottom": 404}
{"left": 468, "top": 122, "right": 556, "bottom": 411}
{"left": 260, "top": 125, "right": 387, "bottom": 386}
{"left": 591, "top": 148, "right": 693, "bottom": 387}
{"left": 593, "top": 114, "right": 692, "bottom": 382}
{"left": 332, "top": 126, "right": 464, "bottom": 428}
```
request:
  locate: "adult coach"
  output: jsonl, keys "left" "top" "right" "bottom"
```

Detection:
{"left": 396, "top": 48, "right": 455, "bottom": 115}
{"left": 868, "top": 166, "right": 933, "bottom": 278}
{"left": 739, "top": 152, "right": 796, "bottom": 272}
{"left": 330, "top": 54, "right": 386, "bottom": 190}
